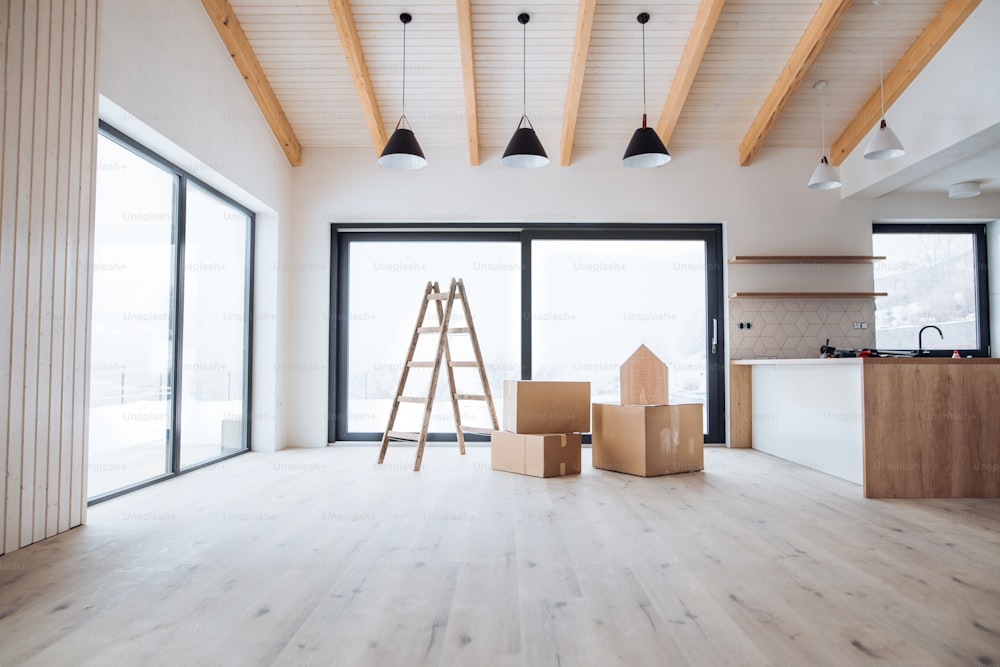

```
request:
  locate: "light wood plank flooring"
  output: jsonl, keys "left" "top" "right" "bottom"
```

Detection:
{"left": 1, "top": 445, "right": 999, "bottom": 666}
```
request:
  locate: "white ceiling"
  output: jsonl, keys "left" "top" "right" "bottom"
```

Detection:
{"left": 224, "top": 0, "right": 999, "bottom": 192}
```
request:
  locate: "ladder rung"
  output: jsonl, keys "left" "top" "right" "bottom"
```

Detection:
{"left": 454, "top": 394, "right": 487, "bottom": 401}
{"left": 397, "top": 396, "right": 428, "bottom": 404}
{"left": 407, "top": 361, "right": 435, "bottom": 368}
{"left": 417, "top": 326, "right": 444, "bottom": 334}
{"left": 448, "top": 361, "right": 478, "bottom": 368}
{"left": 460, "top": 426, "right": 493, "bottom": 435}
{"left": 387, "top": 430, "right": 421, "bottom": 441}
{"left": 426, "top": 294, "right": 449, "bottom": 301}
{"left": 448, "top": 328, "right": 470, "bottom": 334}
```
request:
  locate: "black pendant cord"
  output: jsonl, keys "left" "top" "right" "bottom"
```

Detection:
{"left": 637, "top": 12, "right": 650, "bottom": 128}
{"left": 396, "top": 12, "right": 412, "bottom": 130}
{"left": 402, "top": 18, "right": 407, "bottom": 118}
{"left": 642, "top": 18, "right": 647, "bottom": 122}
{"left": 820, "top": 84, "right": 825, "bottom": 155}
{"left": 876, "top": 1, "right": 885, "bottom": 120}
{"left": 521, "top": 17, "right": 527, "bottom": 120}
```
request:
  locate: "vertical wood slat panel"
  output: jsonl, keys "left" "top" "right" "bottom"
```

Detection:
{"left": 0, "top": 0, "right": 96, "bottom": 555}
{"left": 5, "top": 0, "right": 32, "bottom": 554}
{"left": 51, "top": 0, "right": 75, "bottom": 538}
{"left": 42, "top": 0, "right": 65, "bottom": 539}
{"left": 0, "top": 0, "right": 20, "bottom": 557}
{"left": 29, "top": 0, "right": 53, "bottom": 546}
{"left": 75, "top": 0, "right": 99, "bottom": 528}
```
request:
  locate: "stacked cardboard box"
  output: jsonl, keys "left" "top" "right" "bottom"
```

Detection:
{"left": 592, "top": 346, "right": 704, "bottom": 477}
{"left": 490, "top": 380, "right": 590, "bottom": 478}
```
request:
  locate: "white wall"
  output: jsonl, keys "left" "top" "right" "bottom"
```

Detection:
{"left": 840, "top": 1, "right": 1000, "bottom": 197}
{"left": 2, "top": 0, "right": 98, "bottom": 554}
{"left": 287, "top": 145, "right": 1000, "bottom": 447}
{"left": 99, "top": 0, "right": 293, "bottom": 451}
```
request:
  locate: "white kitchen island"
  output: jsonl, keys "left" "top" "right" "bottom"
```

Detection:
{"left": 731, "top": 358, "right": 864, "bottom": 484}
{"left": 730, "top": 357, "right": 1000, "bottom": 498}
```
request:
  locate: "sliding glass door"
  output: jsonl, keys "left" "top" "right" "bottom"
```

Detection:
{"left": 529, "top": 235, "right": 712, "bottom": 426}
{"left": 178, "top": 184, "right": 252, "bottom": 468}
{"left": 335, "top": 234, "right": 521, "bottom": 438}
{"left": 332, "top": 226, "right": 725, "bottom": 443}
{"left": 88, "top": 133, "right": 177, "bottom": 496}
{"left": 88, "top": 124, "right": 254, "bottom": 502}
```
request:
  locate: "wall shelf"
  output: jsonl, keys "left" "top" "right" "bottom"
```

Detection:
{"left": 729, "top": 292, "right": 887, "bottom": 299}
{"left": 728, "top": 255, "right": 885, "bottom": 264}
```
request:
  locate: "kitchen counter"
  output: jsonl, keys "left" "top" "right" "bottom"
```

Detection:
{"left": 730, "top": 357, "right": 1000, "bottom": 498}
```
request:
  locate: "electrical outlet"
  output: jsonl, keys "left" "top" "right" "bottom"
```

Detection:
{"left": 738, "top": 321, "right": 753, "bottom": 330}
{"left": 853, "top": 322, "right": 868, "bottom": 330}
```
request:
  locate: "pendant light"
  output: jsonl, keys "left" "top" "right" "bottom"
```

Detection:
{"left": 623, "top": 12, "right": 670, "bottom": 168}
{"left": 502, "top": 13, "right": 548, "bottom": 168}
{"left": 863, "top": 0, "right": 905, "bottom": 160}
{"left": 808, "top": 80, "right": 842, "bottom": 190}
{"left": 379, "top": 13, "right": 426, "bottom": 170}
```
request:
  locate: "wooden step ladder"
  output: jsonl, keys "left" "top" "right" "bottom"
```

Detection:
{"left": 377, "top": 278, "right": 499, "bottom": 471}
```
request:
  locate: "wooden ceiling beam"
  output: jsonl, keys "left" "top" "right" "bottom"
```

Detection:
{"left": 327, "top": 0, "right": 387, "bottom": 155}
{"left": 559, "top": 0, "right": 597, "bottom": 166}
{"left": 456, "top": 0, "right": 480, "bottom": 166}
{"left": 738, "top": 0, "right": 853, "bottom": 167}
{"left": 201, "top": 0, "right": 302, "bottom": 167}
{"left": 829, "top": 0, "right": 982, "bottom": 166}
{"left": 656, "top": 0, "right": 726, "bottom": 149}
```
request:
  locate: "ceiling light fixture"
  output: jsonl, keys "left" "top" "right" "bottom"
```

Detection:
{"left": 502, "top": 13, "right": 548, "bottom": 168}
{"left": 864, "top": 0, "right": 905, "bottom": 160}
{"left": 378, "top": 12, "right": 426, "bottom": 170}
{"left": 623, "top": 12, "right": 670, "bottom": 168}
{"left": 808, "top": 80, "right": 842, "bottom": 190}
{"left": 948, "top": 181, "right": 981, "bottom": 199}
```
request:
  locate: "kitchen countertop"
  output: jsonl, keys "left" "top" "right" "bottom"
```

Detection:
{"left": 731, "top": 357, "right": 1000, "bottom": 365}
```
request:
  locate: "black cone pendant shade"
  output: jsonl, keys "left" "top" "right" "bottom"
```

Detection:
{"left": 503, "top": 117, "right": 548, "bottom": 168}
{"left": 623, "top": 114, "right": 670, "bottom": 168}
{"left": 502, "top": 13, "right": 548, "bottom": 168}
{"left": 379, "top": 122, "right": 425, "bottom": 170}
{"left": 623, "top": 13, "right": 669, "bottom": 168}
{"left": 379, "top": 13, "right": 427, "bottom": 170}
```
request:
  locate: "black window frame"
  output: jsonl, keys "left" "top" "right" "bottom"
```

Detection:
{"left": 89, "top": 121, "right": 255, "bottom": 505}
{"left": 872, "top": 222, "right": 991, "bottom": 357}
{"left": 329, "top": 223, "right": 726, "bottom": 444}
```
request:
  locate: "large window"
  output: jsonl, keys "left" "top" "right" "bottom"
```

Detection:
{"left": 873, "top": 224, "right": 990, "bottom": 356}
{"left": 88, "top": 124, "right": 254, "bottom": 502}
{"left": 332, "top": 226, "right": 725, "bottom": 443}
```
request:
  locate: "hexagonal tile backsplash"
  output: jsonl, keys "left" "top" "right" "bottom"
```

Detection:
{"left": 729, "top": 299, "right": 876, "bottom": 359}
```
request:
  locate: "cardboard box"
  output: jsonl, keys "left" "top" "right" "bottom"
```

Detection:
{"left": 591, "top": 403, "right": 703, "bottom": 477}
{"left": 502, "top": 380, "right": 591, "bottom": 434}
{"left": 490, "top": 431, "right": 582, "bottom": 478}
{"left": 620, "top": 344, "right": 669, "bottom": 405}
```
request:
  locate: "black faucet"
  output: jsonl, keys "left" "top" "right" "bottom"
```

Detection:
{"left": 918, "top": 325, "right": 943, "bottom": 353}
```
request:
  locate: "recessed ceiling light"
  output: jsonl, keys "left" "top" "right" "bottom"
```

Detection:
{"left": 948, "top": 181, "right": 981, "bottom": 199}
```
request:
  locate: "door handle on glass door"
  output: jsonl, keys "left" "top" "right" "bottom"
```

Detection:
{"left": 712, "top": 318, "right": 717, "bottom": 354}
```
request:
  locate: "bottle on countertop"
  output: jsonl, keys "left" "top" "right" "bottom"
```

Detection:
{"left": 952, "top": 349, "right": 960, "bottom": 358}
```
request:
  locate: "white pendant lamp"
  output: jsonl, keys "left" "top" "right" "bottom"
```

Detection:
{"left": 379, "top": 13, "right": 427, "bottom": 170}
{"left": 623, "top": 12, "right": 670, "bottom": 168}
{"left": 502, "top": 13, "right": 548, "bottom": 168}
{"left": 808, "top": 80, "right": 842, "bottom": 190}
{"left": 864, "top": 0, "right": 905, "bottom": 160}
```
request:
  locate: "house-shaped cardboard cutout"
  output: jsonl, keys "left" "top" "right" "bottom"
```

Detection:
{"left": 620, "top": 344, "right": 669, "bottom": 405}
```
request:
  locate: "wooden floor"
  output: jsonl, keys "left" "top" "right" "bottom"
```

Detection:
{"left": 2, "top": 445, "right": 1000, "bottom": 666}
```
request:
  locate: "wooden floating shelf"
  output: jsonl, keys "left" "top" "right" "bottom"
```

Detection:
{"left": 729, "top": 292, "right": 888, "bottom": 299}
{"left": 728, "top": 255, "right": 886, "bottom": 264}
